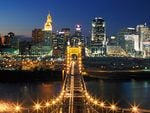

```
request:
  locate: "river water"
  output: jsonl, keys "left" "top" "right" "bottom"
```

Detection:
{"left": 0, "top": 79, "right": 150, "bottom": 111}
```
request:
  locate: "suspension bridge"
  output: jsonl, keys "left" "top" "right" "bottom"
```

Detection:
{"left": 1, "top": 45, "right": 150, "bottom": 113}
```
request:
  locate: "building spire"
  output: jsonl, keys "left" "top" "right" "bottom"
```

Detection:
{"left": 44, "top": 12, "right": 52, "bottom": 31}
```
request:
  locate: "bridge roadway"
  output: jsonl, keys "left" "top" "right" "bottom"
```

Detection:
{"left": 62, "top": 61, "right": 88, "bottom": 113}
{"left": 46, "top": 60, "right": 150, "bottom": 113}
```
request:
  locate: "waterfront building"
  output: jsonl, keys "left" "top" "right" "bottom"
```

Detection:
{"left": 90, "top": 17, "right": 106, "bottom": 57}
{"left": 106, "top": 36, "right": 129, "bottom": 57}
{"left": 117, "top": 27, "right": 136, "bottom": 51}
{"left": 124, "top": 34, "right": 139, "bottom": 57}
{"left": 108, "top": 36, "right": 117, "bottom": 46}
{"left": 136, "top": 24, "right": 150, "bottom": 57}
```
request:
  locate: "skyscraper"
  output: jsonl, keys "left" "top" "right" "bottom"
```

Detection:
{"left": 136, "top": 24, "right": 150, "bottom": 57}
{"left": 61, "top": 28, "right": 71, "bottom": 47}
{"left": 31, "top": 13, "right": 53, "bottom": 56}
{"left": 117, "top": 27, "right": 136, "bottom": 50}
{"left": 90, "top": 17, "right": 106, "bottom": 57}
{"left": 71, "top": 24, "right": 83, "bottom": 46}
{"left": 32, "top": 29, "right": 44, "bottom": 44}
{"left": 43, "top": 13, "right": 53, "bottom": 47}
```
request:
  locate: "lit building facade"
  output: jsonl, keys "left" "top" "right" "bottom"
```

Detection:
{"left": 71, "top": 25, "right": 83, "bottom": 46}
{"left": 53, "top": 32, "right": 65, "bottom": 57}
{"left": 136, "top": 24, "right": 150, "bottom": 53}
{"left": 31, "top": 13, "right": 53, "bottom": 56}
{"left": 0, "top": 32, "right": 19, "bottom": 55}
{"left": 43, "top": 13, "right": 53, "bottom": 47}
{"left": 117, "top": 27, "right": 136, "bottom": 50}
{"left": 124, "top": 34, "right": 139, "bottom": 56}
{"left": 61, "top": 28, "right": 71, "bottom": 48}
{"left": 90, "top": 17, "right": 106, "bottom": 57}
{"left": 32, "top": 29, "right": 44, "bottom": 44}
{"left": 136, "top": 24, "right": 150, "bottom": 57}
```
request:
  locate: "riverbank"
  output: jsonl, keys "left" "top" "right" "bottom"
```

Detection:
{"left": 84, "top": 69, "right": 150, "bottom": 80}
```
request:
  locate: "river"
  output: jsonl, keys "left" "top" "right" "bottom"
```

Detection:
{"left": 0, "top": 78, "right": 150, "bottom": 111}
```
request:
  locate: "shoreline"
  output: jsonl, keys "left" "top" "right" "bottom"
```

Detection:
{"left": 84, "top": 69, "right": 150, "bottom": 80}
{"left": 0, "top": 69, "right": 150, "bottom": 82}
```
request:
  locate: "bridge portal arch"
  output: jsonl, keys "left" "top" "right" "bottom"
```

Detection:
{"left": 66, "top": 46, "right": 82, "bottom": 74}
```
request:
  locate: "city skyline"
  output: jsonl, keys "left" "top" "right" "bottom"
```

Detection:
{"left": 0, "top": 0, "right": 150, "bottom": 37}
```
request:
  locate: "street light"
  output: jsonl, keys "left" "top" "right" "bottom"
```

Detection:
{"left": 111, "top": 104, "right": 116, "bottom": 111}
{"left": 100, "top": 102, "right": 105, "bottom": 108}
{"left": 132, "top": 106, "right": 138, "bottom": 113}
{"left": 35, "top": 104, "right": 41, "bottom": 110}
{"left": 45, "top": 102, "right": 50, "bottom": 107}
{"left": 45, "top": 102, "right": 50, "bottom": 113}
{"left": 52, "top": 100, "right": 56, "bottom": 105}
{"left": 14, "top": 105, "right": 21, "bottom": 112}
{"left": 33, "top": 103, "right": 41, "bottom": 113}
{"left": 94, "top": 100, "right": 98, "bottom": 105}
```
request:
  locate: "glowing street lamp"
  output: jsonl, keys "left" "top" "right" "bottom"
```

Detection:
{"left": 45, "top": 102, "right": 50, "bottom": 107}
{"left": 35, "top": 104, "right": 41, "bottom": 110}
{"left": 94, "top": 100, "right": 98, "bottom": 105}
{"left": 100, "top": 102, "right": 105, "bottom": 108}
{"left": 33, "top": 103, "right": 42, "bottom": 113}
{"left": 132, "top": 106, "right": 138, "bottom": 113}
{"left": 15, "top": 105, "right": 21, "bottom": 112}
{"left": 111, "top": 104, "right": 116, "bottom": 111}
{"left": 45, "top": 102, "right": 50, "bottom": 113}
{"left": 52, "top": 100, "right": 56, "bottom": 105}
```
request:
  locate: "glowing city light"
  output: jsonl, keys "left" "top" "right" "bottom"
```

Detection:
{"left": 100, "top": 102, "right": 105, "bottom": 107}
{"left": 52, "top": 100, "right": 56, "bottom": 105}
{"left": 45, "top": 102, "right": 50, "bottom": 107}
{"left": 111, "top": 104, "right": 116, "bottom": 111}
{"left": 33, "top": 103, "right": 41, "bottom": 111}
{"left": 94, "top": 100, "right": 98, "bottom": 104}
{"left": 15, "top": 105, "right": 21, "bottom": 112}
{"left": 132, "top": 106, "right": 139, "bottom": 113}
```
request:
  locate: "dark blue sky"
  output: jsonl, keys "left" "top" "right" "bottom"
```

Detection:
{"left": 0, "top": 0, "right": 150, "bottom": 37}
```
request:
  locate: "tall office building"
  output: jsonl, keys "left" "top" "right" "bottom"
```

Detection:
{"left": 32, "top": 29, "right": 44, "bottom": 44}
{"left": 61, "top": 28, "right": 71, "bottom": 47}
{"left": 71, "top": 24, "right": 83, "bottom": 46}
{"left": 124, "top": 34, "right": 139, "bottom": 56}
{"left": 43, "top": 13, "right": 53, "bottom": 46}
{"left": 53, "top": 32, "right": 65, "bottom": 57}
{"left": 117, "top": 27, "right": 136, "bottom": 50}
{"left": 90, "top": 17, "right": 106, "bottom": 57}
{"left": 31, "top": 13, "right": 53, "bottom": 56}
{"left": 136, "top": 24, "right": 150, "bottom": 57}
{"left": 136, "top": 24, "right": 149, "bottom": 51}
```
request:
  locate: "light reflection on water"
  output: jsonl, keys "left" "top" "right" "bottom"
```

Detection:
{"left": 0, "top": 82, "right": 62, "bottom": 107}
{"left": 0, "top": 79, "right": 150, "bottom": 110}
{"left": 86, "top": 79, "right": 150, "bottom": 109}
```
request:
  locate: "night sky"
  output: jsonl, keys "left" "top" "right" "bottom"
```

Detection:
{"left": 0, "top": 0, "right": 150, "bottom": 37}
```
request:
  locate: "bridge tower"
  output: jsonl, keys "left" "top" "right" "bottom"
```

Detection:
{"left": 66, "top": 45, "right": 82, "bottom": 74}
